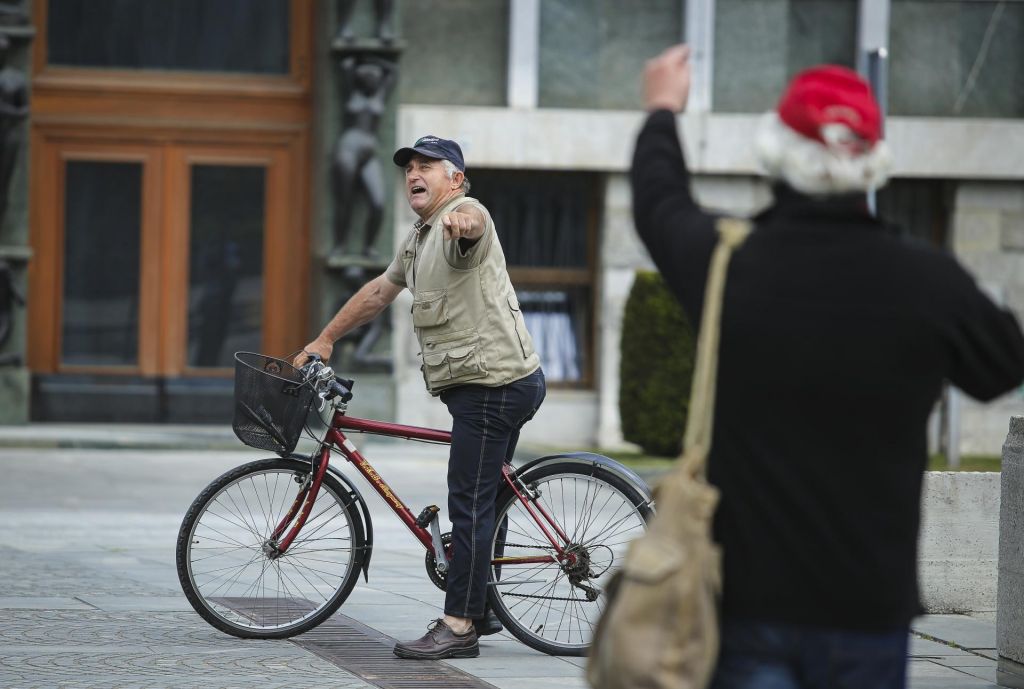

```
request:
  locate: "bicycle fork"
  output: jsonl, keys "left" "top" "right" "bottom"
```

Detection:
{"left": 263, "top": 447, "right": 331, "bottom": 558}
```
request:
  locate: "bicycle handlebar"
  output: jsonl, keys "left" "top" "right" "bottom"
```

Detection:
{"left": 300, "top": 357, "right": 354, "bottom": 403}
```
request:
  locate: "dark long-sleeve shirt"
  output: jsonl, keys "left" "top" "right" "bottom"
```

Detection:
{"left": 631, "top": 109, "right": 1024, "bottom": 629}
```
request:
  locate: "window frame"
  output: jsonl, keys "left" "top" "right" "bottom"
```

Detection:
{"left": 497, "top": 175, "right": 601, "bottom": 390}
{"left": 32, "top": 0, "right": 313, "bottom": 98}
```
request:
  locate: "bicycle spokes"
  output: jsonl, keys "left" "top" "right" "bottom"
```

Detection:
{"left": 183, "top": 467, "right": 357, "bottom": 633}
{"left": 489, "top": 470, "right": 648, "bottom": 653}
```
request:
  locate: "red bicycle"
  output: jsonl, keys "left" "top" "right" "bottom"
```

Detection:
{"left": 175, "top": 352, "right": 653, "bottom": 656}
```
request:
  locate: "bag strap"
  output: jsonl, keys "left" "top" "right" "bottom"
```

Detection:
{"left": 679, "top": 217, "right": 752, "bottom": 477}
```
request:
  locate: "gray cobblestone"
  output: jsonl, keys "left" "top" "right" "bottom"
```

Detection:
{"left": 0, "top": 611, "right": 369, "bottom": 689}
{"left": 0, "top": 444, "right": 1006, "bottom": 689}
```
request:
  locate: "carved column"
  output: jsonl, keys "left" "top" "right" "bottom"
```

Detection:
{"left": 309, "top": 1, "right": 403, "bottom": 420}
{"left": 0, "top": 0, "right": 32, "bottom": 423}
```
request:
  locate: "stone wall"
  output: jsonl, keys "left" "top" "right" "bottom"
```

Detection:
{"left": 952, "top": 182, "right": 1024, "bottom": 455}
{"left": 919, "top": 471, "right": 1000, "bottom": 613}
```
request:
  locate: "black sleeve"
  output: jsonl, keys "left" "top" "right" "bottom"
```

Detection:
{"left": 942, "top": 258, "right": 1024, "bottom": 401}
{"left": 630, "top": 109, "right": 718, "bottom": 317}
{"left": 942, "top": 282, "right": 1024, "bottom": 403}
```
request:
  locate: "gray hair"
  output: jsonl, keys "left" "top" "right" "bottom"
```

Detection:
{"left": 441, "top": 159, "right": 471, "bottom": 193}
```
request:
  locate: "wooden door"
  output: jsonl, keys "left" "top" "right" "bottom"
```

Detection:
{"left": 29, "top": 138, "right": 305, "bottom": 377}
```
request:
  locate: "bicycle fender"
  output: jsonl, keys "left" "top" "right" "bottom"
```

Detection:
{"left": 329, "top": 466, "right": 374, "bottom": 582}
{"left": 513, "top": 452, "right": 654, "bottom": 503}
{"left": 285, "top": 453, "right": 374, "bottom": 582}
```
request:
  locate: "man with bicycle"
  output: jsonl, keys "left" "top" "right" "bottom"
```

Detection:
{"left": 297, "top": 135, "right": 545, "bottom": 660}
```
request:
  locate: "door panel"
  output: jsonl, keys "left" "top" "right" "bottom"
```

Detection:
{"left": 61, "top": 160, "right": 143, "bottom": 367}
{"left": 186, "top": 163, "right": 267, "bottom": 369}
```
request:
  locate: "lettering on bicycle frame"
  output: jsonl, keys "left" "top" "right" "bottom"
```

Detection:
{"left": 362, "top": 463, "right": 404, "bottom": 510}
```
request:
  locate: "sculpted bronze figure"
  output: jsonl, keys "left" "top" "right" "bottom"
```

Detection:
{"left": 335, "top": 0, "right": 394, "bottom": 43}
{"left": 330, "top": 55, "right": 396, "bottom": 259}
{"left": 0, "top": 34, "right": 27, "bottom": 230}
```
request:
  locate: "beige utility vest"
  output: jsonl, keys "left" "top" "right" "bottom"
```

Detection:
{"left": 398, "top": 194, "right": 540, "bottom": 395}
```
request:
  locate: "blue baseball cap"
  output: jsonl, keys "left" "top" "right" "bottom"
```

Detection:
{"left": 393, "top": 135, "right": 465, "bottom": 172}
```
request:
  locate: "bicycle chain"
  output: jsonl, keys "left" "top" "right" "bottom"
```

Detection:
{"left": 496, "top": 543, "right": 598, "bottom": 603}
{"left": 499, "top": 542, "right": 558, "bottom": 551}
{"left": 500, "top": 591, "right": 594, "bottom": 602}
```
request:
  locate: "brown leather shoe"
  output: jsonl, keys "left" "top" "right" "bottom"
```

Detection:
{"left": 473, "top": 608, "right": 503, "bottom": 636}
{"left": 393, "top": 619, "right": 479, "bottom": 660}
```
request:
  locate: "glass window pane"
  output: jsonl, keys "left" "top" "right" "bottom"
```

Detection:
{"left": 876, "top": 179, "right": 952, "bottom": 246}
{"left": 714, "top": 0, "right": 858, "bottom": 113}
{"left": 62, "top": 161, "right": 142, "bottom": 366}
{"left": 398, "top": 0, "right": 508, "bottom": 106}
{"left": 47, "top": 0, "right": 290, "bottom": 74}
{"left": 890, "top": 1, "right": 1024, "bottom": 118}
{"left": 472, "top": 171, "right": 593, "bottom": 268}
{"left": 538, "top": 0, "right": 684, "bottom": 109}
{"left": 188, "top": 165, "right": 265, "bottom": 368}
{"left": 472, "top": 170, "right": 596, "bottom": 384}
{"left": 521, "top": 289, "right": 588, "bottom": 384}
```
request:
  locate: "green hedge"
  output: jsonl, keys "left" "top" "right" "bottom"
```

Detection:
{"left": 619, "top": 271, "right": 695, "bottom": 457}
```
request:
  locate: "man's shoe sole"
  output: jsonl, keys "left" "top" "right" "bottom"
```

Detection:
{"left": 393, "top": 643, "right": 480, "bottom": 660}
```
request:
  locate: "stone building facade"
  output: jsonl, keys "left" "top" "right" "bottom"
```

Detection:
{"left": 8, "top": 0, "right": 1023, "bottom": 458}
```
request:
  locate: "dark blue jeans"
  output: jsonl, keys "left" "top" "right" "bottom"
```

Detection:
{"left": 439, "top": 368, "right": 546, "bottom": 619}
{"left": 710, "top": 619, "right": 909, "bottom": 689}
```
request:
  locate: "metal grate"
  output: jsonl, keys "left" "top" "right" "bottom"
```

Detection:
{"left": 213, "top": 599, "right": 496, "bottom": 689}
{"left": 291, "top": 612, "right": 499, "bottom": 689}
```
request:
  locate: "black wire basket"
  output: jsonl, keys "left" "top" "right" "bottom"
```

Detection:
{"left": 233, "top": 352, "right": 316, "bottom": 455}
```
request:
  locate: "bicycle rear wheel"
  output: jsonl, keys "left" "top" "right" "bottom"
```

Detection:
{"left": 488, "top": 462, "right": 652, "bottom": 656}
{"left": 176, "top": 457, "right": 364, "bottom": 639}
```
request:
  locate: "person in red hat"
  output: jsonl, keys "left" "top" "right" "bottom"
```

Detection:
{"left": 630, "top": 45, "right": 1024, "bottom": 688}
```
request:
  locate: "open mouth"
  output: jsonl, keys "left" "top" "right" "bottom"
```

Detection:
{"left": 410, "top": 185, "right": 426, "bottom": 196}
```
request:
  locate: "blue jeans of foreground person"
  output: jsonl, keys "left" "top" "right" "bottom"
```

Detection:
{"left": 710, "top": 619, "right": 909, "bottom": 689}
{"left": 438, "top": 368, "right": 546, "bottom": 619}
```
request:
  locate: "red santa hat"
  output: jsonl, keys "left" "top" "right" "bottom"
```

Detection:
{"left": 756, "top": 65, "right": 891, "bottom": 195}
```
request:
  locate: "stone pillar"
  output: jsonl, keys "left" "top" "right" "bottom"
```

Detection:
{"left": 0, "top": 3, "right": 33, "bottom": 424}
{"left": 998, "top": 416, "right": 1024, "bottom": 687}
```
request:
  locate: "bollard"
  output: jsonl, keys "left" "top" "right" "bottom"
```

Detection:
{"left": 998, "top": 416, "right": 1024, "bottom": 687}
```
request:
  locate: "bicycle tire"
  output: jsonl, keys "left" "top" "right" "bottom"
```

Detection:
{"left": 176, "top": 457, "right": 364, "bottom": 639}
{"left": 487, "top": 461, "right": 653, "bottom": 656}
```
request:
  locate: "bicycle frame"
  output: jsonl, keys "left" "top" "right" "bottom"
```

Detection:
{"left": 270, "top": 407, "right": 577, "bottom": 570}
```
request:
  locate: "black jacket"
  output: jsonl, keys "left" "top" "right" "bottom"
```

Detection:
{"left": 631, "top": 109, "right": 1024, "bottom": 630}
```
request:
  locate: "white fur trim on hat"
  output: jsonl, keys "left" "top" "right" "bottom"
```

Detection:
{"left": 755, "top": 113, "right": 891, "bottom": 195}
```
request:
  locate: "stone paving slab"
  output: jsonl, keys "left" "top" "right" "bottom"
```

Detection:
{"left": 76, "top": 595, "right": 193, "bottom": 612}
{"left": 0, "top": 610, "right": 372, "bottom": 689}
{"left": 0, "top": 597, "right": 94, "bottom": 610}
{"left": 910, "top": 636, "right": 974, "bottom": 657}
{"left": 913, "top": 613, "right": 997, "bottom": 650}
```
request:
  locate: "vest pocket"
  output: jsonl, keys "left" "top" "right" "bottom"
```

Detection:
{"left": 507, "top": 295, "right": 535, "bottom": 359}
{"left": 422, "top": 340, "right": 487, "bottom": 387}
{"left": 412, "top": 290, "right": 449, "bottom": 328}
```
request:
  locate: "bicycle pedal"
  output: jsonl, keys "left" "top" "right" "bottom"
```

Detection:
{"left": 415, "top": 504, "right": 440, "bottom": 529}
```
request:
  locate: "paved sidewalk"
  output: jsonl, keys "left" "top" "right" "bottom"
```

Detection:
{"left": 0, "top": 427, "right": 1008, "bottom": 688}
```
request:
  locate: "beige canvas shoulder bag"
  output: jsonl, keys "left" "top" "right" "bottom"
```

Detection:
{"left": 586, "top": 217, "right": 751, "bottom": 689}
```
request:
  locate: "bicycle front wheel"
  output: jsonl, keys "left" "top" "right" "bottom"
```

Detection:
{"left": 176, "top": 457, "right": 364, "bottom": 639}
{"left": 488, "top": 462, "right": 652, "bottom": 656}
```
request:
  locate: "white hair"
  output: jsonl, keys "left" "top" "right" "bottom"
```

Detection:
{"left": 441, "top": 158, "right": 471, "bottom": 193}
{"left": 755, "top": 113, "right": 892, "bottom": 195}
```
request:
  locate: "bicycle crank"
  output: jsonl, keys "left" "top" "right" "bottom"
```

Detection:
{"left": 424, "top": 531, "right": 452, "bottom": 591}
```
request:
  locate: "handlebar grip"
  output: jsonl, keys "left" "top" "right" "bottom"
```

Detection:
{"left": 330, "top": 379, "right": 353, "bottom": 403}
